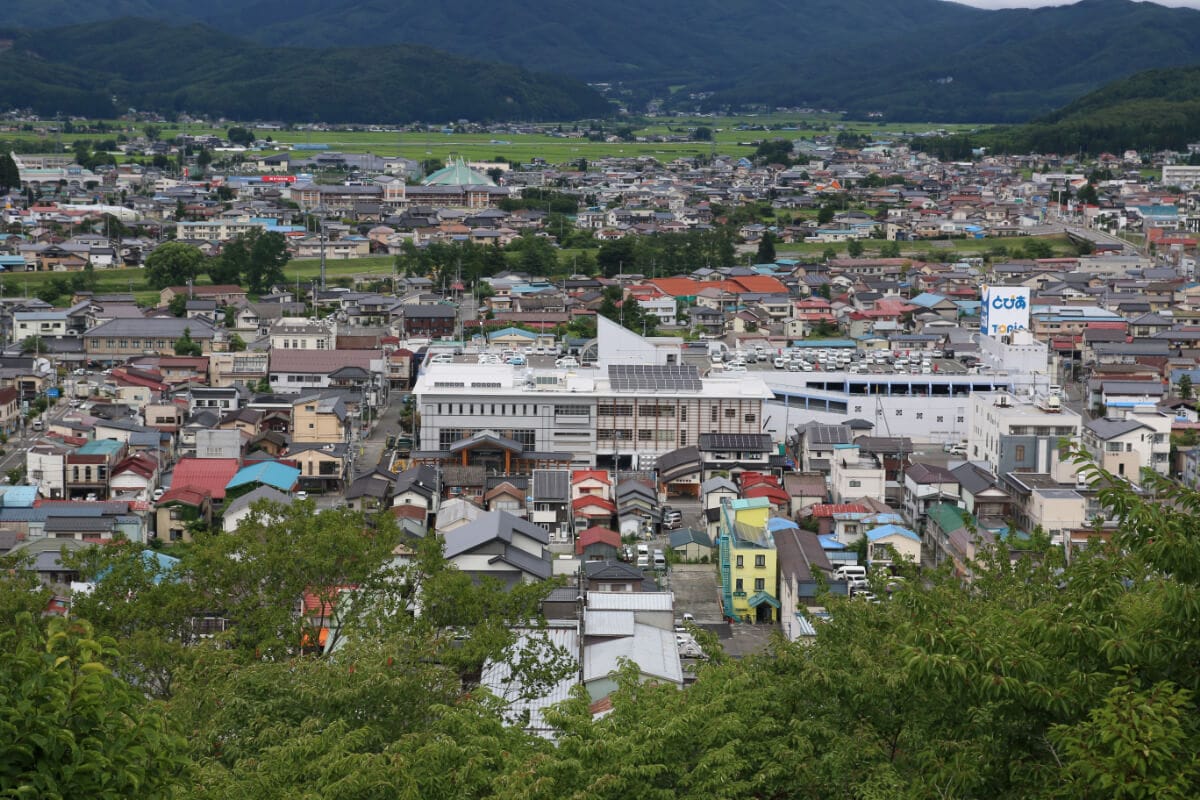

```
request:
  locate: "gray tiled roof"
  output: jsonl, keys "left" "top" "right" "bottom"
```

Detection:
{"left": 532, "top": 469, "right": 570, "bottom": 502}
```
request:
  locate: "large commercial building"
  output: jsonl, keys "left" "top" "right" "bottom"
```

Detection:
{"left": 764, "top": 330, "right": 1054, "bottom": 445}
{"left": 412, "top": 318, "right": 773, "bottom": 470}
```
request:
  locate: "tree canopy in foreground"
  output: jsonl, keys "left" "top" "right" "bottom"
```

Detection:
{"left": 5, "top": 465, "right": 1200, "bottom": 798}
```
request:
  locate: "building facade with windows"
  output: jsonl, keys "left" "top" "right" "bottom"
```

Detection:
{"left": 413, "top": 361, "right": 771, "bottom": 470}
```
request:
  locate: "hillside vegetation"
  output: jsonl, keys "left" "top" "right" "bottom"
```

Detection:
{"left": 8, "top": 0, "right": 1200, "bottom": 120}
{"left": 909, "top": 64, "right": 1200, "bottom": 157}
{"left": 0, "top": 20, "right": 609, "bottom": 123}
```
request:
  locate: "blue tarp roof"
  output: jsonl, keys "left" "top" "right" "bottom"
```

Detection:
{"left": 227, "top": 461, "right": 300, "bottom": 492}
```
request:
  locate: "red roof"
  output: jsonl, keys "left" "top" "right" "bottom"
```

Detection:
{"left": 575, "top": 526, "right": 621, "bottom": 555}
{"left": 571, "top": 469, "right": 611, "bottom": 486}
{"left": 743, "top": 485, "right": 789, "bottom": 505}
{"left": 573, "top": 495, "right": 617, "bottom": 515}
{"left": 156, "top": 487, "right": 211, "bottom": 508}
{"left": 729, "top": 275, "right": 788, "bottom": 294}
{"left": 112, "top": 453, "right": 158, "bottom": 479}
{"left": 169, "top": 458, "right": 239, "bottom": 501}
{"left": 809, "top": 503, "right": 869, "bottom": 518}
{"left": 392, "top": 504, "right": 426, "bottom": 520}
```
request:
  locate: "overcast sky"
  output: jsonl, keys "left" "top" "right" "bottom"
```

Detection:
{"left": 953, "top": 0, "right": 1200, "bottom": 7}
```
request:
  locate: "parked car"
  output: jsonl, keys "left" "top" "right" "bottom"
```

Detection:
{"left": 555, "top": 356, "right": 579, "bottom": 368}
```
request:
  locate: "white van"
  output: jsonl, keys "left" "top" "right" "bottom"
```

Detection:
{"left": 652, "top": 549, "right": 667, "bottom": 571}
{"left": 834, "top": 565, "right": 867, "bottom": 582}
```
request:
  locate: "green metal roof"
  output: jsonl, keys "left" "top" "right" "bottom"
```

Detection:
{"left": 747, "top": 591, "right": 780, "bottom": 609}
{"left": 925, "top": 502, "right": 967, "bottom": 534}
{"left": 421, "top": 157, "right": 495, "bottom": 187}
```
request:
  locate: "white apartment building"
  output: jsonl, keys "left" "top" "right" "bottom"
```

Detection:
{"left": 828, "top": 444, "right": 885, "bottom": 503}
{"left": 269, "top": 318, "right": 336, "bottom": 351}
{"left": 967, "top": 391, "right": 1082, "bottom": 481}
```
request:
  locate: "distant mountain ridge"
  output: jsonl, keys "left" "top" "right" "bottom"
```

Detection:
{"left": 7, "top": 0, "right": 1200, "bottom": 120}
{"left": 974, "top": 63, "right": 1200, "bottom": 154}
{"left": 0, "top": 20, "right": 610, "bottom": 123}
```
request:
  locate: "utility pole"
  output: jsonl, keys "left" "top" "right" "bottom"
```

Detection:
{"left": 319, "top": 217, "right": 327, "bottom": 291}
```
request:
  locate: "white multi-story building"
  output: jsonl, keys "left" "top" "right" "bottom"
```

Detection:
{"left": 967, "top": 391, "right": 1082, "bottom": 481}
{"left": 413, "top": 320, "right": 772, "bottom": 470}
{"left": 765, "top": 331, "right": 1053, "bottom": 445}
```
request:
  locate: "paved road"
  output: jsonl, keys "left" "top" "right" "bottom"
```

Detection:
{"left": 353, "top": 390, "right": 409, "bottom": 478}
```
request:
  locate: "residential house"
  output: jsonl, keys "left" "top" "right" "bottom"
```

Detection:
{"left": 222, "top": 486, "right": 293, "bottom": 533}
{"left": 442, "top": 510, "right": 552, "bottom": 587}
{"left": 865, "top": 523, "right": 922, "bottom": 568}
{"left": 583, "top": 560, "right": 650, "bottom": 592}
{"left": 828, "top": 444, "right": 885, "bottom": 503}
{"left": 288, "top": 442, "right": 350, "bottom": 492}
{"left": 582, "top": 591, "right": 682, "bottom": 702}
{"left": 483, "top": 480, "right": 526, "bottom": 516}
{"left": 576, "top": 526, "right": 621, "bottom": 561}
{"left": 902, "top": 462, "right": 960, "bottom": 529}
{"left": 668, "top": 528, "right": 714, "bottom": 561}
{"left": 154, "top": 488, "right": 213, "bottom": 544}
{"left": 1082, "top": 411, "right": 1171, "bottom": 481}
{"left": 775, "top": 525, "right": 840, "bottom": 642}
{"left": 344, "top": 468, "right": 396, "bottom": 512}
{"left": 291, "top": 394, "right": 350, "bottom": 444}
{"left": 531, "top": 469, "right": 573, "bottom": 542}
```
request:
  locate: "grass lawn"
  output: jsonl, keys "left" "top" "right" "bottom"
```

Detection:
{"left": 775, "top": 234, "right": 1075, "bottom": 260}
{"left": 2, "top": 256, "right": 400, "bottom": 307}
{"left": 4, "top": 114, "right": 992, "bottom": 167}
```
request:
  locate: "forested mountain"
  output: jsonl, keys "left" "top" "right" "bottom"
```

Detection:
{"left": 913, "top": 64, "right": 1200, "bottom": 157}
{"left": 7, "top": 0, "right": 1200, "bottom": 120}
{"left": 0, "top": 20, "right": 610, "bottom": 123}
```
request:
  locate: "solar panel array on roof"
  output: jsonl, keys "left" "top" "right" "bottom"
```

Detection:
{"left": 698, "top": 433, "right": 773, "bottom": 452}
{"left": 806, "top": 424, "right": 852, "bottom": 446}
{"left": 608, "top": 364, "right": 702, "bottom": 394}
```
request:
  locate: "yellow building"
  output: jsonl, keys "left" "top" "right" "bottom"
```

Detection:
{"left": 291, "top": 395, "right": 349, "bottom": 444}
{"left": 719, "top": 497, "right": 780, "bottom": 623}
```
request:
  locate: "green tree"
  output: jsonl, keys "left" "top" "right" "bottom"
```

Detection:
{"left": 693, "top": 126, "right": 713, "bottom": 141}
{"left": 19, "top": 335, "right": 46, "bottom": 354}
{"left": 145, "top": 242, "right": 205, "bottom": 290}
{"left": 0, "top": 152, "right": 20, "bottom": 193}
{"left": 880, "top": 240, "right": 901, "bottom": 258}
{"left": 229, "top": 332, "right": 247, "bottom": 352}
{"left": 847, "top": 239, "right": 864, "bottom": 257}
{"left": 755, "top": 231, "right": 777, "bottom": 263}
{"left": 174, "top": 327, "right": 202, "bottom": 356}
{"left": 168, "top": 294, "right": 188, "bottom": 317}
{"left": 0, "top": 613, "right": 186, "bottom": 798}
{"left": 817, "top": 204, "right": 835, "bottom": 225}
{"left": 227, "top": 126, "right": 254, "bottom": 146}
{"left": 246, "top": 230, "right": 291, "bottom": 294}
